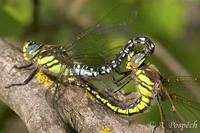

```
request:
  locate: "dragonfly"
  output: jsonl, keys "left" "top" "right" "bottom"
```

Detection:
{"left": 35, "top": 51, "right": 154, "bottom": 115}
{"left": 6, "top": 3, "right": 154, "bottom": 108}
{"left": 111, "top": 49, "right": 200, "bottom": 132}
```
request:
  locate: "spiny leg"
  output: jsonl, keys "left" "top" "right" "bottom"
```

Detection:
{"left": 112, "top": 77, "right": 132, "bottom": 93}
{"left": 13, "top": 63, "right": 33, "bottom": 69}
{"left": 115, "top": 66, "right": 131, "bottom": 75}
{"left": 112, "top": 70, "right": 131, "bottom": 85}
{"left": 6, "top": 68, "right": 38, "bottom": 88}
{"left": 99, "top": 69, "right": 131, "bottom": 92}
{"left": 112, "top": 66, "right": 131, "bottom": 84}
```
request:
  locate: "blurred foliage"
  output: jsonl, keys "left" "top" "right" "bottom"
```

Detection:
{"left": 0, "top": 0, "right": 200, "bottom": 132}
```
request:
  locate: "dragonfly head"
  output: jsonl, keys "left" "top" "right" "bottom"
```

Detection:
{"left": 23, "top": 41, "right": 43, "bottom": 61}
{"left": 126, "top": 51, "right": 146, "bottom": 70}
{"left": 131, "top": 52, "right": 146, "bottom": 69}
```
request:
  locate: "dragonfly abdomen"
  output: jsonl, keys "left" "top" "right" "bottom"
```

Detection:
{"left": 81, "top": 81, "right": 151, "bottom": 115}
{"left": 73, "top": 36, "right": 155, "bottom": 77}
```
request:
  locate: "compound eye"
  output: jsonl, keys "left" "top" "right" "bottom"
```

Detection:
{"left": 23, "top": 41, "right": 42, "bottom": 60}
{"left": 26, "top": 44, "right": 40, "bottom": 56}
{"left": 132, "top": 53, "right": 145, "bottom": 68}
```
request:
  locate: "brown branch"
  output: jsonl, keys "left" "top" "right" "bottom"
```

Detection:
{"left": 0, "top": 38, "right": 162, "bottom": 133}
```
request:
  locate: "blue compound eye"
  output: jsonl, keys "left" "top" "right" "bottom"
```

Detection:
{"left": 23, "top": 41, "right": 43, "bottom": 60}
{"left": 133, "top": 53, "right": 145, "bottom": 67}
{"left": 27, "top": 44, "right": 41, "bottom": 55}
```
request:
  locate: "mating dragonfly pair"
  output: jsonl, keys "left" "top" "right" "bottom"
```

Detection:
{"left": 6, "top": 3, "right": 200, "bottom": 133}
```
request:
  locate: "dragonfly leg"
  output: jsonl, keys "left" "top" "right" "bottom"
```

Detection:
{"left": 112, "top": 77, "right": 131, "bottom": 93}
{"left": 14, "top": 63, "right": 33, "bottom": 69}
{"left": 115, "top": 67, "right": 131, "bottom": 75}
{"left": 112, "top": 67, "right": 131, "bottom": 84}
{"left": 6, "top": 68, "right": 38, "bottom": 88}
{"left": 112, "top": 71, "right": 131, "bottom": 85}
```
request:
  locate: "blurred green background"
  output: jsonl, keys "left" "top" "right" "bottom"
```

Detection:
{"left": 1, "top": 0, "right": 200, "bottom": 132}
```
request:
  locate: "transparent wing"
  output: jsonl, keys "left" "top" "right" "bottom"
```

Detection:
{"left": 73, "top": 45, "right": 123, "bottom": 66}
{"left": 161, "top": 76, "right": 200, "bottom": 132}
{"left": 163, "top": 76, "right": 200, "bottom": 103}
{"left": 65, "top": 3, "right": 138, "bottom": 66}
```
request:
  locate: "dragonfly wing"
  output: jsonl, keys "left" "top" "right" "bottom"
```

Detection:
{"left": 65, "top": 3, "right": 138, "bottom": 67}
{"left": 161, "top": 76, "right": 200, "bottom": 132}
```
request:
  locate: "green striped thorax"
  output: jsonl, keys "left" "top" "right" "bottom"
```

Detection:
{"left": 23, "top": 41, "right": 73, "bottom": 77}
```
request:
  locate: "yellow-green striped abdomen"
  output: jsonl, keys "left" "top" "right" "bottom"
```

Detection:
{"left": 84, "top": 84, "right": 150, "bottom": 115}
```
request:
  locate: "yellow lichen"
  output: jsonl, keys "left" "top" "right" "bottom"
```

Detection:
{"left": 100, "top": 127, "right": 112, "bottom": 133}
{"left": 36, "top": 71, "right": 53, "bottom": 87}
